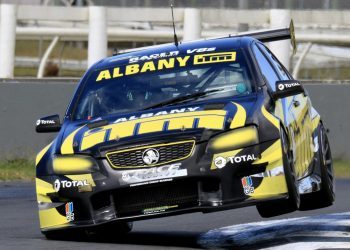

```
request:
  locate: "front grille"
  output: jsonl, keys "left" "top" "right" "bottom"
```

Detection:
{"left": 106, "top": 140, "right": 195, "bottom": 168}
{"left": 114, "top": 180, "right": 198, "bottom": 216}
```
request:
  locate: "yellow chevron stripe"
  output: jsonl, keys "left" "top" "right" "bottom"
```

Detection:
{"left": 230, "top": 102, "right": 246, "bottom": 129}
{"left": 39, "top": 207, "right": 68, "bottom": 229}
{"left": 36, "top": 141, "right": 53, "bottom": 166}
{"left": 312, "top": 115, "right": 321, "bottom": 132}
{"left": 261, "top": 105, "right": 279, "bottom": 129}
{"left": 249, "top": 175, "right": 288, "bottom": 199}
{"left": 61, "top": 126, "right": 84, "bottom": 154}
{"left": 36, "top": 178, "right": 55, "bottom": 203}
{"left": 77, "top": 110, "right": 227, "bottom": 152}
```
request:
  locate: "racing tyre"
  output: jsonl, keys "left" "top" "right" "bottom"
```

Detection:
{"left": 256, "top": 128, "right": 300, "bottom": 218}
{"left": 300, "top": 124, "right": 335, "bottom": 210}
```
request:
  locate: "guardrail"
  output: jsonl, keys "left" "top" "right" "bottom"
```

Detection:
{"left": 0, "top": 78, "right": 349, "bottom": 160}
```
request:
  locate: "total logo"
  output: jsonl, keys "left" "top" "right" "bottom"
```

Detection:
{"left": 278, "top": 82, "right": 300, "bottom": 91}
{"left": 214, "top": 154, "right": 257, "bottom": 169}
{"left": 278, "top": 84, "right": 285, "bottom": 91}
{"left": 54, "top": 179, "right": 89, "bottom": 192}
{"left": 36, "top": 119, "right": 55, "bottom": 126}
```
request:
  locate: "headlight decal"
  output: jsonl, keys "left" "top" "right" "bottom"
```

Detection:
{"left": 207, "top": 126, "right": 259, "bottom": 153}
{"left": 53, "top": 155, "right": 97, "bottom": 174}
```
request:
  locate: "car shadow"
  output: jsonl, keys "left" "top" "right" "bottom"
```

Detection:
{"left": 47, "top": 230, "right": 203, "bottom": 249}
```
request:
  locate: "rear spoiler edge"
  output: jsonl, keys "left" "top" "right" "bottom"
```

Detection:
{"left": 234, "top": 20, "right": 297, "bottom": 54}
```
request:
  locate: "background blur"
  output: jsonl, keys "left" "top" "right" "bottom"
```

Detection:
{"left": 0, "top": 0, "right": 349, "bottom": 180}
{"left": 0, "top": 0, "right": 349, "bottom": 79}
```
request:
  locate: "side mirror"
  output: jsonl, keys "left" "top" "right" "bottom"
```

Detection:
{"left": 36, "top": 115, "right": 61, "bottom": 133}
{"left": 272, "top": 80, "right": 304, "bottom": 100}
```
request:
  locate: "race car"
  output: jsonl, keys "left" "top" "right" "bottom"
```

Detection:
{"left": 35, "top": 23, "right": 334, "bottom": 238}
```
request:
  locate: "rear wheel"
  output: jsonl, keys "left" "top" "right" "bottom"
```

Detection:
{"left": 300, "top": 124, "right": 335, "bottom": 210}
{"left": 256, "top": 128, "right": 300, "bottom": 218}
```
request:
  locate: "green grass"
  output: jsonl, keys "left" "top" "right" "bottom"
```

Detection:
{"left": 333, "top": 160, "right": 350, "bottom": 179}
{"left": 15, "top": 40, "right": 88, "bottom": 77}
{"left": 16, "top": 40, "right": 88, "bottom": 60}
{"left": 14, "top": 67, "right": 85, "bottom": 77}
{"left": 0, "top": 159, "right": 35, "bottom": 181}
{"left": 0, "top": 159, "right": 349, "bottom": 181}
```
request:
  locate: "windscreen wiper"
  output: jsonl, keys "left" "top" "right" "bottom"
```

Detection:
{"left": 142, "top": 89, "right": 222, "bottom": 110}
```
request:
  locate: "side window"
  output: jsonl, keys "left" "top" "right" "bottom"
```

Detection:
{"left": 258, "top": 43, "right": 291, "bottom": 80}
{"left": 252, "top": 44, "right": 280, "bottom": 91}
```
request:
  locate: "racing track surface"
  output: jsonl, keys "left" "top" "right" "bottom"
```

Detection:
{"left": 0, "top": 179, "right": 349, "bottom": 250}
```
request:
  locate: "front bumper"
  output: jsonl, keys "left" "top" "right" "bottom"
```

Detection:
{"left": 36, "top": 139, "right": 288, "bottom": 232}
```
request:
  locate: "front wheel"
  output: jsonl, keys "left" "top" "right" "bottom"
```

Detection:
{"left": 256, "top": 128, "right": 300, "bottom": 218}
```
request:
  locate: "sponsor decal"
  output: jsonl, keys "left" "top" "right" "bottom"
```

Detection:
{"left": 36, "top": 119, "right": 55, "bottom": 126}
{"left": 142, "top": 148, "right": 160, "bottom": 165}
{"left": 193, "top": 52, "right": 236, "bottom": 65}
{"left": 95, "top": 50, "right": 235, "bottom": 82}
{"left": 213, "top": 154, "right": 257, "bottom": 169}
{"left": 120, "top": 163, "right": 186, "bottom": 185}
{"left": 128, "top": 47, "right": 216, "bottom": 63}
{"left": 278, "top": 81, "right": 300, "bottom": 91}
{"left": 54, "top": 179, "right": 89, "bottom": 192}
{"left": 241, "top": 176, "right": 254, "bottom": 195}
{"left": 278, "top": 84, "right": 285, "bottom": 90}
{"left": 65, "top": 202, "right": 74, "bottom": 222}
{"left": 143, "top": 205, "right": 178, "bottom": 215}
{"left": 214, "top": 156, "right": 227, "bottom": 169}
{"left": 113, "top": 107, "right": 200, "bottom": 123}
{"left": 129, "top": 51, "right": 179, "bottom": 63}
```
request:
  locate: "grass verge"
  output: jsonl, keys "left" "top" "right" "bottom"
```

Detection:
{"left": 0, "top": 159, "right": 349, "bottom": 181}
{"left": 0, "top": 159, "right": 35, "bottom": 181}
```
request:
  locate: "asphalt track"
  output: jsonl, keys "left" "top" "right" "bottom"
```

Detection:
{"left": 0, "top": 179, "right": 349, "bottom": 250}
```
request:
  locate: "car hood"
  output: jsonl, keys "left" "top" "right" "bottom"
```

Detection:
{"left": 58, "top": 96, "right": 258, "bottom": 155}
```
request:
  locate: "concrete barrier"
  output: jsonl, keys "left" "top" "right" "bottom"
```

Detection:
{"left": 0, "top": 79, "right": 349, "bottom": 160}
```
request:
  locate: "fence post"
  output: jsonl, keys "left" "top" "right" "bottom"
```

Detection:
{"left": 269, "top": 9, "right": 291, "bottom": 70}
{"left": 0, "top": 4, "right": 17, "bottom": 78}
{"left": 88, "top": 6, "right": 107, "bottom": 68}
{"left": 183, "top": 8, "right": 201, "bottom": 41}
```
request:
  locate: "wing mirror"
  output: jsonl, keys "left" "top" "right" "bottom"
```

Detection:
{"left": 36, "top": 114, "right": 61, "bottom": 133}
{"left": 272, "top": 80, "right": 305, "bottom": 100}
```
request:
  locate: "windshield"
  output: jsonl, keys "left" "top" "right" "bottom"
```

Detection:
{"left": 72, "top": 49, "right": 253, "bottom": 120}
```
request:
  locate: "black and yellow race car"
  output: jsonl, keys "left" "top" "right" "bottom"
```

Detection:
{"left": 35, "top": 24, "right": 334, "bottom": 238}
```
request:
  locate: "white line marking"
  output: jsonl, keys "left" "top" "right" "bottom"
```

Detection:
{"left": 198, "top": 212, "right": 350, "bottom": 249}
